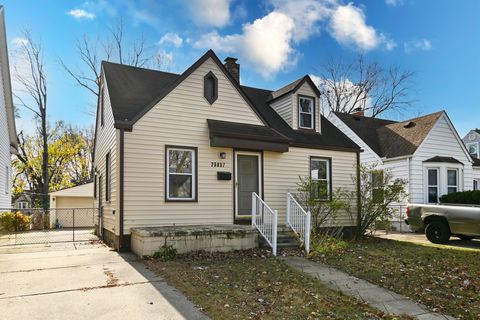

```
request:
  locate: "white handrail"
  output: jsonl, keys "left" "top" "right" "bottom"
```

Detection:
{"left": 252, "top": 192, "right": 277, "bottom": 256}
{"left": 286, "top": 192, "right": 311, "bottom": 254}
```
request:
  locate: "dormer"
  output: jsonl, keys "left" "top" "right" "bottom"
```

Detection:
{"left": 269, "top": 76, "right": 321, "bottom": 134}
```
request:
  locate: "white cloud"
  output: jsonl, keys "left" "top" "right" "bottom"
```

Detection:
{"left": 195, "top": 0, "right": 393, "bottom": 78}
{"left": 189, "top": 0, "right": 232, "bottom": 28}
{"left": 329, "top": 3, "right": 394, "bottom": 51}
{"left": 309, "top": 74, "right": 322, "bottom": 87}
{"left": 67, "top": 8, "right": 96, "bottom": 20}
{"left": 404, "top": 39, "right": 432, "bottom": 53}
{"left": 11, "top": 37, "right": 28, "bottom": 47}
{"left": 385, "top": 0, "right": 403, "bottom": 6}
{"left": 159, "top": 33, "right": 183, "bottom": 48}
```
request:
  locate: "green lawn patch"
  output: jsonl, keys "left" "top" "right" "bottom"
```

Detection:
{"left": 145, "top": 249, "right": 410, "bottom": 320}
{"left": 313, "top": 237, "right": 480, "bottom": 319}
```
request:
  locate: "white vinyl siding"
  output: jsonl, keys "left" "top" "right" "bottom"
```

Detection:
{"left": 122, "top": 57, "right": 264, "bottom": 233}
{"left": 410, "top": 115, "right": 474, "bottom": 203}
{"left": 270, "top": 94, "right": 293, "bottom": 127}
{"left": 294, "top": 82, "right": 321, "bottom": 133}
{"left": 264, "top": 147, "right": 357, "bottom": 226}
{"left": 0, "top": 53, "right": 11, "bottom": 208}
{"left": 93, "top": 73, "right": 119, "bottom": 235}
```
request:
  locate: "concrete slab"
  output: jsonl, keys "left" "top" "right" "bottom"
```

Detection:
{"left": 0, "top": 242, "right": 209, "bottom": 320}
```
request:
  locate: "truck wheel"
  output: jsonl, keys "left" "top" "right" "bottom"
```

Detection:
{"left": 425, "top": 221, "right": 451, "bottom": 244}
{"left": 458, "top": 235, "right": 474, "bottom": 241}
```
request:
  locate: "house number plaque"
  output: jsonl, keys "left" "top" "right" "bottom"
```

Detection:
{"left": 211, "top": 161, "right": 226, "bottom": 168}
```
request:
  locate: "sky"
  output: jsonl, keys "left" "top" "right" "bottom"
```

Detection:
{"left": 3, "top": 0, "right": 480, "bottom": 136}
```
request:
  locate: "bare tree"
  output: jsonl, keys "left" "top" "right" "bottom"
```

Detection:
{"left": 59, "top": 18, "right": 157, "bottom": 104}
{"left": 12, "top": 31, "right": 49, "bottom": 209}
{"left": 318, "top": 55, "right": 415, "bottom": 118}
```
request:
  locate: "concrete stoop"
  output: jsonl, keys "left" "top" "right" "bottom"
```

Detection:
{"left": 258, "top": 226, "right": 301, "bottom": 251}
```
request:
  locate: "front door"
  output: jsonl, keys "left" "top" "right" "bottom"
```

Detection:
{"left": 236, "top": 153, "right": 261, "bottom": 217}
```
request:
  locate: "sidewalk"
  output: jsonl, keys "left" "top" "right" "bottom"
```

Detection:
{"left": 282, "top": 256, "right": 456, "bottom": 320}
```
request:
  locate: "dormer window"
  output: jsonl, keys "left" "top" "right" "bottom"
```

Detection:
{"left": 298, "top": 96, "right": 314, "bottom": 129}
{"left": 204, "top": 71, "right": 218, "bottom": 104}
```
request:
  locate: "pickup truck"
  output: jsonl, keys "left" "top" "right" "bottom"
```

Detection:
{"left": 406, "top": 203, "right": 480, "bottom": 244}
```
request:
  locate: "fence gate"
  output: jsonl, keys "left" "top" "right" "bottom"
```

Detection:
{"left": 0, "top": 208, "right": 100, "bottom": 246}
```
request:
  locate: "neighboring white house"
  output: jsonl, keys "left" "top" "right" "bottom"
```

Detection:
{"left": 462, "top": 129, "right": 480, "bottom": 190}
{"left": 93, "top": 50, "right": 361, "bottom": 250}
{"left": 49, "top": 183, "right": 95, "bottom": 227}
{"left": 329, "top": 110, "right": 475, "bottom": 205}
{"left": 0, "top": 7, "right": 17, "bottom": 208}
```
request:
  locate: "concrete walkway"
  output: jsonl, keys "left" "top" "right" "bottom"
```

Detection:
{"left": 0, "top": 242, "right": 208, "bottom": 320}
{"left": 282, "top": 256, "right": 456, "bottom": 320}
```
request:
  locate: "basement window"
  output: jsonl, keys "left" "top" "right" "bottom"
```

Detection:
{"left": 204, "top": 71, "right": 218, "bottom": 104}
{"left": 166, "top": 146, "right": 197, "bottom": 201}
{"left": 298, "top": 96, "right": 314, "bottom": 129}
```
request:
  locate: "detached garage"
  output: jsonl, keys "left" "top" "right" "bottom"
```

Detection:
{"left": 49, "top": 183, "right": 95, "bottom": 228}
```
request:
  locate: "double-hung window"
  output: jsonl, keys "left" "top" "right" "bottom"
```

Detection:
{"left": 310, "top": 158, "right": 330, "bottom": 201}
{"left": 447, "top": 169, "right": 458, "bottom": 194}
{"left": 427, "top": 168, "right": 439, "bottom": 203}
{"left": 166, "top": 146, "right": 197, "bottom": 201}
{"left": 298, "top": 96, "right": 314, "bottom": 129}
{"left": 371, "top": 170, "right": 385, "bottom": 203}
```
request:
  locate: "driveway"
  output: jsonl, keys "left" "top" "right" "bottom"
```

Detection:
{"left": 0, "top": 242, "right": 208, "bottom": 320}
{"left": 375, "top": 230, "right": 480, "bottom": 251}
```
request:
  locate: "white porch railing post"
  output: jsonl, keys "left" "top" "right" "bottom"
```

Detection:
{"left": 251, "top": 192, "right": 256, "bottom": 227}
{"left": 273, "top": 210, "right": 278, "bottom": 256}
{"left": 286, "top": 193, "right": 291, "bottom": 227}
{"left": 305, "top": 210, "right": 311, "bottom": 254}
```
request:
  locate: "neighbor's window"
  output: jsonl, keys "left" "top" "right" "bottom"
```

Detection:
{"left": 371, "top": 170, "right": 385, "bottom": 203}
{"left": 467, "top": 142, "right": 479, "bottom": 158}
{"left": 105, "top": 153, "right": 111, "bottom": 202}
{"left": 427, "top": 168, "right": 439, "bottom": 203}
{"left": 298, "top": 96, "right": 314, "bottom": 129}
{"left": 310, "top": 158, "right": 330, "bottom": 200}
{"left": 204, "top": 72, "right": 218, "bottom": 104}
{"left": 166, "top": 147, "right": 196, "bottom": 201}
{"left": 447, "top": 169, "right": 458, "bottom": 194}
{"left": 17, "top": 201, "right": 28, "bottom": 209}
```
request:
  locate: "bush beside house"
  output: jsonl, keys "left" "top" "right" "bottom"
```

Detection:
{"left": 440, "top": 190, "right": 480, "bottom": 205}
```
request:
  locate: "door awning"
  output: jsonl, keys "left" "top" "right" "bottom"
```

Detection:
{"left": 207, "top": 119, "right": 290, "bottom": 152}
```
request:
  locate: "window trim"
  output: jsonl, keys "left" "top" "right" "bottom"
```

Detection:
{"left": 474, "top": 179, "right": 479, "bottom": 191}
{"left": 426, "top": 168, "right": 439, "bottom": 203}
{"left": 371, "top": 169, "right": 385, "bottom": 204}
{"left": 447, "top": 168, "right": 459, "bottom": 194}
{"left": 466, "top": 142, "right": 479, "bottom": 158}
{"left": 165, "top": 145, "right": 198, "bottom": 202}
{"left": 309, "top": 156, "right": 332, "bottom": 201}
{"left": 203, "top": 71, "right": 218, "bottom": 104}
{"left": 298, "top": 95, "right": 316, "bottom": 130}
{"left": 105, "top": 152, "right": 111, "bottom": 202}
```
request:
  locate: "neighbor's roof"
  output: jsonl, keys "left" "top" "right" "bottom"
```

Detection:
{"left": 473, "top": 157, "right": 480, "bottom": 167}
{"left": 50, "top": 182, "right": 93, "bottom": 197}
{"left": 101, "top": 51, "right": 360, "bottom": 152}
{"left": 333, "top": 111, "right": 444, "bottom": 158}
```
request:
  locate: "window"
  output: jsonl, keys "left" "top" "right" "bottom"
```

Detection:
{"left": 466, "top": 142, "right": 479, "bottom": 158}
{"left": 100, "top": 85, "right": 105, "bottom": 126}
{"left": 427, "top": 168, "right": 439, "bottom": 203}
{"left": 310, "top": 158, "right": 330, "bottom": 200}
{"left": 105, "top": 153, "right": 111, "bottom": 202}
{"left": 371, "top": 170, "right": 385, "bottom": 203}
{"left": 298, "top": 96, "right": 314, "bottom": 129}
{"left": 447, "top": 169, "right": 458, "bottom": 194}
{"left": 474, "top": 179, "right": 479, "bottom": 191}
{"left": 166, "top": 146, "right": 197, "bottom": 201}
{"left": 17, "top": 201, "right": 28, "bottom": 209}
{"left": 203, "top": 72, "right": 218, "bottom": 104}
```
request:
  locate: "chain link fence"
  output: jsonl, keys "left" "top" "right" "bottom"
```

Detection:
{"left": 0, "top": 208, "right": 99, "bottom": 246}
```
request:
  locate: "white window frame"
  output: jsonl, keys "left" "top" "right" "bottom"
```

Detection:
{"left": 426, "top": 168, "right": 439, "bottom": 203}
{"left": 447, "top": 168, "right": 459, "bottom": 194}
{"left": 17, "top": 201, "right": 28, "bottom": 209}
{"left": 166, "top": 147, "right": 196, "bottom": 201}
{"left": 466, "top": 142, "right": 479, "bottom": 158}
{"left": 310, "top": 157, "right": 330, "bottom": 201}
{"left": 474, "top": 179, "right": 479, "bottom": 191}
{"left": 298, "top": 96, "right": 314, "bottom": 129}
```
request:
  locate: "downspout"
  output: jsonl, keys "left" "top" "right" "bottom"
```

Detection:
{"left": 119, "top": 128, "right": 125, "bottom": 250}
{"left": 356, "top": 151, "right": 361, "bottom": 237}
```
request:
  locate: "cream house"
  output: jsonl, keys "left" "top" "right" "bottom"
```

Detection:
{"left": 93, "top": 50, "right": 360, "bottom": 251}
{"left": 0, "top": 7, "right": 17, "bottom": 208}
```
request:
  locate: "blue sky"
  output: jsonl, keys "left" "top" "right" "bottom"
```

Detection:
{"left": 3, "top": 0, "right": 479, "bottom": 136}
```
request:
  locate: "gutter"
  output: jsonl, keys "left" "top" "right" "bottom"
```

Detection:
{"left": 382, "top": 155, "right": 413, "bottom": 162}
{"left": 119, "top": 128, "right": 125, "bottom": 250}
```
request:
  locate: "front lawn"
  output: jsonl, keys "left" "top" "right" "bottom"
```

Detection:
{"left": 145, "top": 249, "right": 409, "bottom": 319}
{"left": 313, "top": 237, "right": 480, "bottom": 319}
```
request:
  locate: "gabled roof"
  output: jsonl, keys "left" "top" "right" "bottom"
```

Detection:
{"left": 0, "top": 7, "right": 17, "bottom": 153}
{"left": 50, "top": 182, "right": 93, "bottom": 197}
{"left": 269, "top": 75, "right": 320, "bottom": 102}
{"left": 333, "top": 111, "right": 444, "bottom": 158}
{"left": 102, "top": 50, "right": 360, "bottom": 152}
